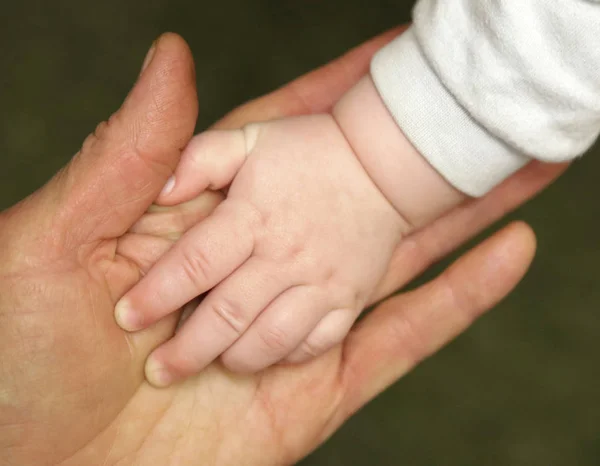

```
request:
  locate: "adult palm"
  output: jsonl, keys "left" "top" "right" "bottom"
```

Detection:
{"left": 0, "top": 30, "right": 565, "bottom": 466}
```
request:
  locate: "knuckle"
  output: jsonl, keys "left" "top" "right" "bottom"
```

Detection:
{"left": 286, "top": 241, "right": 305, "bottom": 262}
{"left": 81, "top": 113, "right": 120, "bottom": 151}
{"left": 300, "top": 321, "right": 347, "bottom": 359}
{"left": 186, "top": 136, "right": 210, "bottom": 165}
{"left": 318, "top": 265, "right": 338, "bottom": 288}
{"left": 210, "top": 297, "right": 247, "bottom": 334}
{"left": 94, "top": 118, "right": 112, "bottom": 139}
{"left": 298, "top": 337, "right": 328, "bottom": 358}
{"left": 186, "top": 132, "right": 208, "bottom": 154}
{"left": 337, "top": 283, "right": 366, "bottom": 311}
{"left": 254, "top": 218, "right": 310, "bottom": 265}
{"left": 404, "top": 236, "right": 435, "bottom": 275}
{"left": 242, "top": 123, "right": 261, "bottom": 153}
{"left": 180, "top": 245, "right": 212, "bottom": 288}
{"left": 442, "top": 274, "right": 487, "bottom": 322}
{"left": 323, "top": 266, "right": 336, "bottom": 283}
{"left": 386, "top": 314, "right": 430, "bottom": 364}
{"left": 272, "top": 240, "right": 310, "bottom": 269}
{"left": 325, "top": 279, "right": 361, "bottom": 311}
{"left": 258, "top": 324, "right": 291, "bottom": 354}
{"left": 79, "top": 121, "right": 108, "bottom": 156}
{"left": 164, "top": 349, "right": 203, "bottom": 377}
{"left": 244, "top": 200, "right": 270, "bottom": 231}
{"left": 221, "top": 351, "right": 254, "bottom": 374}
{"left": 353, "top": 289, "right": 367, "bottom": 310}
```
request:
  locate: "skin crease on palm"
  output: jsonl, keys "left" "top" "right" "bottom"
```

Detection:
{"left": 0, "top": 27, "right": 568, "bottom": 466}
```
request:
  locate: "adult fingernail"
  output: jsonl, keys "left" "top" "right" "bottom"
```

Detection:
{"left": 140, "top": 38, "right": 158, "bottom": 75}
{"left": 160, "top": 175, "right": 176, "bottom": 198}
{"left": 114, "top": 298, "right": 142, "bottom": 332}
{"left": 145, "top": 355, "right": 174, "bottom": 388}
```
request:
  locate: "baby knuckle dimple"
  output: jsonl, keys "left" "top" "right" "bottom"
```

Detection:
{"left": 262, "top": 237, "right": 306, "bottom": 266}
{"left": 255, "top": 206, "right": 271, "bottom": 230}
{"left": 242, "top": 200, "right": 270, "bottom": 232}
{"left": 287, "top": 246, "right": 321, "bottom": 276}
{"left": 317, "top": 265, "right": 337, "bottom": 287}
{"left": 287, "top": 241, "right": 306, "bottom": 262}
{"left": 352, "top": 288, "right": 368, "bottom": 310}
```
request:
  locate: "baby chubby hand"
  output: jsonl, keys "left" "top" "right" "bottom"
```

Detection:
{"left": 115, "top": 114, "right": 408, "bottom": 387}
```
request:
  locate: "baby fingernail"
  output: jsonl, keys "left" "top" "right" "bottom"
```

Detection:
{"left": 145, "top": 356, "right": 174, "bottom": 388}
{"left": 114, "top": 299, "right": 141, "bottom": 332}
{"left": 160, "top": 175, "right": 176, "bottom": 197}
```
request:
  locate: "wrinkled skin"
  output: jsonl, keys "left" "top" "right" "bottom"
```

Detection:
{"left": 0, "top": 29, "right": 566, "bottom": 466}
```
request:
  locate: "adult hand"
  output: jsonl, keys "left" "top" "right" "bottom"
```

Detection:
{"left": 0, "top": 29, "right": 565, "bottom": 465}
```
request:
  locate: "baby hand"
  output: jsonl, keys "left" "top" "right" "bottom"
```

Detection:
{"left": 115, "top": 114, "right": 408, "bottom": 387}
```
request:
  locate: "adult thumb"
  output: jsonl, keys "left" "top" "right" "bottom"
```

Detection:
{"left": 41, "top": 33, "right": 198, "bottom": 247}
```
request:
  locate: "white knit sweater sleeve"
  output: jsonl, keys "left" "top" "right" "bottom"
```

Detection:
{"left": 371, "top": 0, "right": 600, "bottom": 196}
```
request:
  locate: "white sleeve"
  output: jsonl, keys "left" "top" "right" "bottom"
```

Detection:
{"left": 371, "top": 0, "right": 600, "bottom": 196}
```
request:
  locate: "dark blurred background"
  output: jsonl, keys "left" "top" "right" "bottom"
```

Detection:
{"left": 1, "top": 1, "right": 598, "bottom": 464}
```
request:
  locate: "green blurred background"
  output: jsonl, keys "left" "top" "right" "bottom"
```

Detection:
{"left": 1, "top": 1, "right": 598, "bottom": 464}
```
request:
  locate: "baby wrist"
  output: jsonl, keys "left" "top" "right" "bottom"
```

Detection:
{"left": 332, "top": 75, "right": 465, "bottom": 229}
